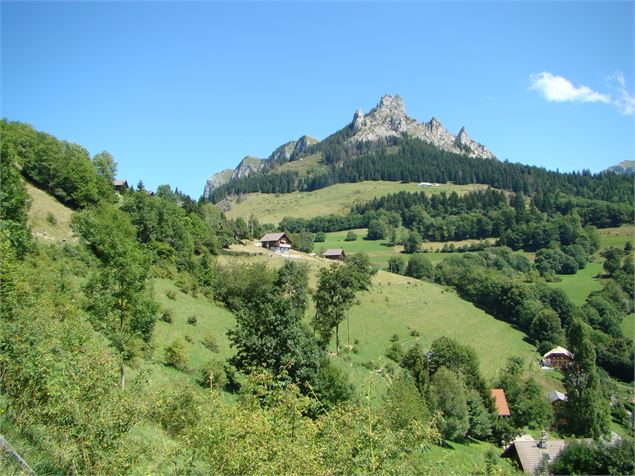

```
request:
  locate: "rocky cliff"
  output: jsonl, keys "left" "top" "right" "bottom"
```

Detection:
{"left": 350, "top": 95, "right": 495, "bottom": 159}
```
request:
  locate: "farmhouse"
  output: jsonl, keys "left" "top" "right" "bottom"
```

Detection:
{"left": 323, "top": 249, "right": 346, "bottom": 260}
{"left": 259, "top": 232, "right": 292, "bottom": 253}
{"left": 501, "top": 433, "right": 566, "bottom": 474}
{"left": 542, "top": 346, "right": 574, "bottom": 369}
{"left": 112, "top": 179, "right": 129, "bottom": 193}
{"left": 491, "top": 388, "right": 511, "bottom": 417}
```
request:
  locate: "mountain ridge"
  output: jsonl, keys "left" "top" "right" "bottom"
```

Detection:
{"left": 203, "top": 95, "right": 495, "bottom": 198}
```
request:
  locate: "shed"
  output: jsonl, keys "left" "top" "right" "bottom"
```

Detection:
{"left": 491, "top": 388, "right": 511, "bottom": 417}
{"left": 323, "top": 249, "right": 346, "bottom": 260}
{"left": 542, "top": 346, "right": 574, "bottom": 369}
{"left": 546, "top": 390, "right": 567, "bottom": 405}
{"left": 260, "top": 232, "right": 292, "bottom": 253}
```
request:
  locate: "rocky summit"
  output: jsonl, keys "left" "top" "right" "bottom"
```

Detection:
{"left": 350, "top": 95, "right": 496, "bottom": 160}
{"left": 203, "top": 94, "right": 496, "bottom": 198}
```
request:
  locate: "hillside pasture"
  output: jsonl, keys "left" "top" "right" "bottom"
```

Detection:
{"left": 598, "top": 224, "right": 634, "bottom": 250}
{"left": 224, "top": 181, "right": 489, "bottom": 224}
{"left": 25, "top": 181, "right": 76, "bottom": 242}
{"left": 546, "top": 261, "right": 604, "bottom": 306}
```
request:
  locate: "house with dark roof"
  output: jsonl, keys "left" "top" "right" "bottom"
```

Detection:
{"left": 323, "top": 249, "right": 346, "bottom": 261}
{"left": 491, "top": 388, "right": 511, "bottom": 417}
{"left": 260, "top": 233, "right": 292, "bottom": 253}
{"left": 112, "top": 179, "right": 129, "bottom": 193}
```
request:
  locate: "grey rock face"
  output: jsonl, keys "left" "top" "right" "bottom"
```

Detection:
{"left": 348, "top": 95, "right": 495, "bottom": 159}
{"left": 203, "top": 168, "right": 234, "bottom": 199}
{"left": 231, "top": 156, "right": 263, "bottom": 180}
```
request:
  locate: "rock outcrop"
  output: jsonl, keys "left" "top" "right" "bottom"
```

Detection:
{"left": 231, "top": 156, "right": 263, "bottom": 181}
{"left": 203, "top": 168, "right": 234, "bottom": 199}
{"left": 349, "top": 95, "right": 495, "bottom": 159}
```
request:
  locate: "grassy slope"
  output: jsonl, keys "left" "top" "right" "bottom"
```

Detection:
{"left": 543, "top": 225, "right": 634, "bottom": 306}
{"left": 25, "top": 181, "right": 76, "bottom": 242}
{"left": 318, "top": 228, "right": 497, "bottom": 268}
{"left": 224, "top": 181, "right": 488, "bottom": 224}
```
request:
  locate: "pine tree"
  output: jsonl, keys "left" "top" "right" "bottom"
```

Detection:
{"left": 562, "top": 318, "right": 610, "bottom": 438}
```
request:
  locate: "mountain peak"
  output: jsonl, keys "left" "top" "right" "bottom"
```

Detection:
{"left": 348, "top": 95, "right": 495, "bottom": 159}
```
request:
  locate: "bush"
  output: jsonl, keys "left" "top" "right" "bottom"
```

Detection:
{"left": 201, "top": 332, "right": 219, "bottom": 353}
{"left": 187, "top": 315, "right": 197, "bottom": 326}
{"left": 314, "top": 231, "right": 326, "bottom": 242}
{"left": 345, "top": 230, "right": 358, "bottom": 241}
{"left": 386, "top": 341, "right": 404, "bottom": 363}
{"left": 165, "top": 340, "right": 188, "bottom": 371}
{"left": 46, "top": 212, "right": 57, "bottom": 225}
{"left": 405, "top": 254, "right": 433, "bottom": 280}
{"left": 184, "top": 335, "right": 194, "bottom": 343}
{"left": 160, "top": 309, "right": 174, "bottom": 324}
{"left": 166, "top": 289, "right": 177, "bottom": 300}
{"left": 199, "top": 359, "right": 228, "bottom": 390}
{"left": 366, "top": 220, "right": 387, "bottom": 240}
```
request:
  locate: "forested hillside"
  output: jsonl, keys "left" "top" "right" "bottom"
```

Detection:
{"left": 1, "top": 120, "right": 633, "bottom": 475}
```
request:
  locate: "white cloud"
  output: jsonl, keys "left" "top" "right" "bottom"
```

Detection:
{"left": 606, "top": 72, "right": 635, "bottom": 115}
{"left": 529, "top": 72, "right": 610, "bottom": 104}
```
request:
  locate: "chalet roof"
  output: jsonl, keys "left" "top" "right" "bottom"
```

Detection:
{"left": 491, "top": 388, "right": 511, "bottom": 416}
{"left": 502, "top": 438, "right": 566, "bottom": 474}
{"left": 543, "top": 346, "right": 574, "bottom": 359}
{"left": 260, "top": 233, "right": 288, "bottom": 242}
{"left": 546, "top": 390, "right": 567, "bottom": 403}
{"left": 323, "top": 249, "right": 345, "bottom": 257}
{"left": 112, "top": 179, "right": 128, "bottom": 187}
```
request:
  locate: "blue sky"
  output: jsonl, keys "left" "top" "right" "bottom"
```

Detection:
{"left": 2, "top": 1, "right": 633, "bottom": 198}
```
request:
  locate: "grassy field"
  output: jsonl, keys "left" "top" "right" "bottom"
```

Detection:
{"left": 25, "top": 181, "right": 76, "bottom": 242}
{"left": 598, "top": 224, "right": 634, "bottom": 249}
{"left": 546, "top": 261, "right": 604, "bottom": 306}
{"left": 622, "top": 313, "right": 635, "bottom": 341}
{"left": 318, "top": 228, "right": 498, "bottom": 269}
{"left": 224, "top": 181, "right": 489, "bottom": 224}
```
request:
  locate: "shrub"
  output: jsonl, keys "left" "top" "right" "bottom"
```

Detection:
{"left": 165, "top": 340, "right": 188, "bottom": 371}
{"left": 160, "top": 309, "right": 174, "bottom": 324}
{"left": 199, "top": 359, "right": 228, "bottom": 390}
{"left": 314, "top": 231, "right": 326, "bottom": 242}
{"left": 345, "top": 230, "right": 358, "bottom": 242}
{"left": 386, "top": 341, "right": 404, "bottom": 363}
{"left": 187, "top": 315, "right": 197, "bottom": 326}
{"left": 46, "top": 212, "right": 57, "bottom": 225}
{"left": 184, "top": 335, "right": 194, "bottom": 343}
{"left": 166, "top": 289, "right": 177, "bottom": 300}
{"left": 201, "top": 332, "right": 219, "bottom": 353}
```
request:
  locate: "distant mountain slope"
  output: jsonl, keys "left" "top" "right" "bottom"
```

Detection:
{"left": 203, "top": 135, "right": 319, "bottom": 198}
{"left": 605, "top": 160, "right": 635, "bottom": 175}
{"left": 203, "top": 94, "right": 494, "bottom": 198}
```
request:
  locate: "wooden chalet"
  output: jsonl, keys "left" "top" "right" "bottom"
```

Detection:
{"left": 491, "top": 388, "right": 511, "bottom": 417}
{"left": 260, "top": 233, "right": 292, "bottom": 253}
{"left": 323, "top": 249, "right": 346, "bottom": 261}
{"left": 112, "top": 179, "right": 129, "bottom": 193}
{"left": 542, "top": 346, "right": 574, "bottom": 369}
{"left": 502, "top": 433, "right": 566, "bottom": 474}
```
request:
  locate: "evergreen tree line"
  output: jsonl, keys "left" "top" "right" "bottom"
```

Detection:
{"left": 207, "top": 134, "right": 633, "bottom": 205}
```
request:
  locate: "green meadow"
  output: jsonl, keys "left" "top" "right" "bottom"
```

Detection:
{"left": 224, "top": 181, "right": 488, "bottom": 224}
